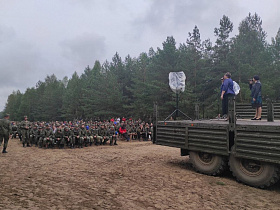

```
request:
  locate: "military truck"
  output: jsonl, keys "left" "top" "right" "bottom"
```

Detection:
{"left": 155, "top": 99, "right": 280, "bottom": 188}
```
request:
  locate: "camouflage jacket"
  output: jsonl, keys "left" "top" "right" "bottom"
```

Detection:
{"left": 80, "top": 128, "right": 87, "bottom": 137}
{"left": 0, "top": 118, "right": 11, "bottom": 135}
{"left": 20, "top": 120, "right": 30, "bottom": 130}
{"left": 43, "top": 128, "right": 53, "bottom": 138}
{"left": 54, "top": 129, "right": 63, "bottom": 139}
{"left": 98, "top": 128, "right": 108, "bottom": 137}
{"left": 62, "top": 129, "right": 72, "bottom": 138}
{"left": 72, "top": 128, "right": 81, "bottom": 137}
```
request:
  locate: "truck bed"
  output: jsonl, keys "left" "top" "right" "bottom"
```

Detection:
{"left": 156, "top": 119, "right": 280, "bottom": 163}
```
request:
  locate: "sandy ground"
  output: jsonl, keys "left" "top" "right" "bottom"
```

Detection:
{"left": 1, "top": 139, "right": 280, "bottom": 210}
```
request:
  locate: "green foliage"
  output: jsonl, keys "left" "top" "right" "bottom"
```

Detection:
{"left": 3, "top": 13, "right": 280, "bottom": 121}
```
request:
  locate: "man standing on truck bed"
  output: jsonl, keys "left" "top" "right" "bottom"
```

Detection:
{"left": 220, "top": 72, "right": 235, "bottom": 120}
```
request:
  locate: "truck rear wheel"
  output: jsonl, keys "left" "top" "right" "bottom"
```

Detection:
{"left": 190, "top": 151, "right": 226, "bottom": 176}
{"left": 229, "top": 155, "right": 280, "bottom": 188}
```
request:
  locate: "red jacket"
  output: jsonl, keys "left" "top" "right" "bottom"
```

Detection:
{"left": 119, "top": 127, "right": 127, "bottom": 134}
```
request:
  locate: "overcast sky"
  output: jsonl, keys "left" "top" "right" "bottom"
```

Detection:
{"left": 0, "top": 0, "right": 279, "bottom": 111}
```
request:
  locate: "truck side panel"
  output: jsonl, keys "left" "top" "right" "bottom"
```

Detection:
{"left": 187, "top": 124, "right": 229, "bottom": 156}
{"left": 156, "top": 121, "right": 229, "bottom": 156}
{"left": 235, "top": 125, "right": 280, "bottom": 164}
{"left": 156, "top": 122, "right": 187, "bottom": 148}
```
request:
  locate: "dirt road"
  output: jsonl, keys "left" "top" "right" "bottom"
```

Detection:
{"left": 1, "top": 139, "right": 280, "bottom": 209}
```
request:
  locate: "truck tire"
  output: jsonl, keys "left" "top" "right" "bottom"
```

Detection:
{"left": 190, "top": 151, "right": 227, "bottom": 176}
{"left": 229, "top": 154, "right": 280, "bottom": 188}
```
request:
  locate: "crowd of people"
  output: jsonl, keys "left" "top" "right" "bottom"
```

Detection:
{"left": 9, "top": 116, "right": 153, "bottom": 149}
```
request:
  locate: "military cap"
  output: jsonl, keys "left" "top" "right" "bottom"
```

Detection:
{"left": 4, "top": 113, "right": 10, "bottom": 118}
{"left": 24, "top": 115, "right": 28, "bottom": 118}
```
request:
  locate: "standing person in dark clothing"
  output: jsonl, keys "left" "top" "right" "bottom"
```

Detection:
{"left": 250, "top": 75, "right": 262, "bottom": 120}
{"left": 0, "top": 114, "right": 11, "bottom": 153}
{"left": 221, "top": 72, "right": 235, "bottom": 120}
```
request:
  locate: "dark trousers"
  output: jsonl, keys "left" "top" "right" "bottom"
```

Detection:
{"left": 0, "top": 134, "right": 9, "bottom": 150}
{"left": 222, "top": 94, "right": 234, "bottom": 116}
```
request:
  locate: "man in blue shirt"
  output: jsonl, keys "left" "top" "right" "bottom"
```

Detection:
{"left": 221, "top": 72, "right": 235, "bottom": 120}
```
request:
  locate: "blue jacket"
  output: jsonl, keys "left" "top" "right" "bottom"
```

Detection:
{"left": 222, "top": 78, "right": 235, "bottom": 95}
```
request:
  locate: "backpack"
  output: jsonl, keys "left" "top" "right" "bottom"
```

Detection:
{"left": 233, "top": 81, "right": 240, "bottom": 95}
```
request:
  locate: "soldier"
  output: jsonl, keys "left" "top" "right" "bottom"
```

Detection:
{"left": 11, "top": 122, "right": 18, "bottom": 139}
{"left": 97, "top": 124, "right": 109, "bottom": 145}
{"left": 63, "top": 126, "right": 72, "bottom": 148}
{"left": 54, "top": 125, "right": 64, "bottom": 149}
{"left": 37, "top": 126, "right": 44, "bottom": 148}
{"left": 86, "top": 125, "right": 93, "bottom": 146}
{"left": 72, "top": 125, "right": 81, "bottom": 148}
{"left": 43, "top": 124, "right": 54, "bottom": 148}
{"left": 137, "top": 123, "right": 145, "bottom": 141}
{"left": 90, "top": 124, "right": 99, "bottom": 145}
{"left": 129, "top": 124, "right": 137, "bottom": 140}
{"left": 20, "top": 116, "right": 30, "bottom": 147}
{"left": 17, "top": 123, "right": 22, "bottom": 141}
{"left": 0, "top": 114, "right": 12, "bottom": 153}
{"left": 30, "top": 125, "right": 38, "bottom": 146}
{"left": 80, "top": 124, "right": 88, "bottom": 148}
{"left": 108, "top": 126, "right": 117, "bottom": 146}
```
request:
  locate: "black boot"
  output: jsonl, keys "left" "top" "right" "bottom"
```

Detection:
{"left": 2, "top": 148, "right": 7, "bottom": 153}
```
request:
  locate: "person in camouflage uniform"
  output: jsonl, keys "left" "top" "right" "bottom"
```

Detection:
{"left": 91, "top": 124, "right": 99, "bottom": 145}
{"left": 17, "top": 123, "right": 22, "bottom": 141}
{"left": 37, "top": 126, "right": 44, "bottom": 148}
{"left": 11, "top": 122, "right": 18, "bottom": 139}
{"left": 129, "top": 124, "right": 137, "bottom": 140}
{"left": 30, "top": 125, "right": 38, "bottom": 146}
{"left": 20, "top": 116, "right": 30, "bottom": 147}
{"left": 43, "top": 124, "right": 54, "bottom": 148}
{"left": 62, "top": 126, "right": 72, "bottom": 148}
{"left": 0, "top": 114, "right": 12, "bottom": 153}
{"left": 80, "top": 124, "right": 89, "bottom": 147}
{"left": 54, "top": 125, "right": 64, "bottom": 149}
{"left": 137, "top": 123, "right": 145, "bottom": 141}
{"left": 86, "top": 125, "right": 93, "bottom": 146}
{"left": 72, "top": 125, "right": 81, "bottom": 148}
{"left": 69, "top": 126, "right": 76, "bottom": 148}
{"left": 108, "top": 126, "right": 117, "bottom": 146}
{"left": 97, "top": 124, "right": 109, "bottom": 145}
